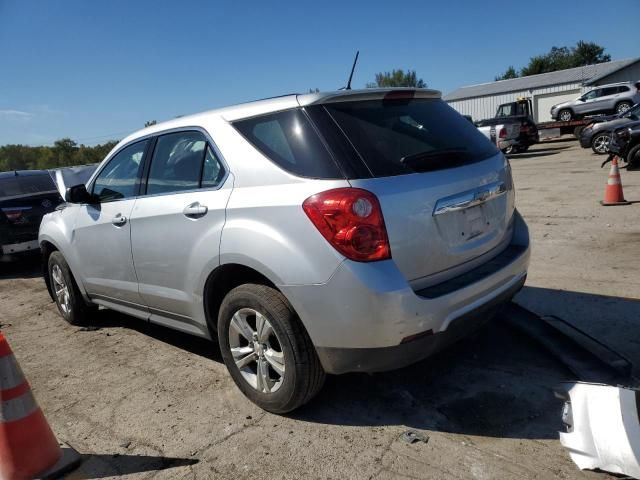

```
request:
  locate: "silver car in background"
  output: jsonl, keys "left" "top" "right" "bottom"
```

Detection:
{"left": 551, "top": 81, "right": 640, "bottom": 121}
{"left": 39, "top": 88, "right": 530, "bottom": 412}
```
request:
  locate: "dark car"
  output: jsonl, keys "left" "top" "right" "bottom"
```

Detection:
{"left": 579, "top": 103, "right": 640, "bottom": 154}
{"left": 609, "top": 120, "right": 640, "bottom": 169}
{"left": 0, "top": 170, "right": 64, "bottom": 261}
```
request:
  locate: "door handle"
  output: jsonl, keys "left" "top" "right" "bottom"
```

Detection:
{"left": 112, "top": 213, "right": 127, "bottom": 226}
{"left": 183, "top": 202, "right": 208, "bottom": 218}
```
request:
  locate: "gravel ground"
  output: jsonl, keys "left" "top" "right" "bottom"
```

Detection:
{"left": 1, "top": 138, "right": 638, "bottom": 479}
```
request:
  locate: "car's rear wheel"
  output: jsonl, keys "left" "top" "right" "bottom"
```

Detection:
{"left": 559, "top": 109, "right": 573, "bottom": 122}
{"left": 48, "top": 251, "right": 97, "bottom": 326}
{"left": 217, "top": 284, "right": 325, "bottom": 413}
{"left": 616, "top": 101, "right": 632, "bottom": 115}
{"left": 591, "top": 133, "right": 611, "bottom": 154}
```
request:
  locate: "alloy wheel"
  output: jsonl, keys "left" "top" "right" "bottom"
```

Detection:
{"left": 616, "top": 103, "right": 631, "bottom": 114}
{"left": 559, "top": 110, "right": 572, "bottom": 122}
{"left": 228, "top": 308, "right": 285, "bottom": 393}
{"left": 51, "top": 264, "right": 71, "bottom": 315}
{"left": 592, "top": 135, "right": 611, "bottom": 154}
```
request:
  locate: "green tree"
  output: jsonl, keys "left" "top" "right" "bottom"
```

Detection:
{"left": 367, "top": 69, "right": 427, "bottom": 88}
{"left": 496, "top": 41, "right": 611, "bottom": 79}
{"left": 52, "top": 138, "right": 78, "bottom": 167}
{"left": 495, "top": 66, "right": 518, "bottom": 81}
{"left": 0, "top": 139, "right": 120, "bottom": 172}
{"left": 573, "top": 40, "right": 611, "bottom": 66}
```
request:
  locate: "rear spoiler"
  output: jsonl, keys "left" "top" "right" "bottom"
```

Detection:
{"left": 298, "top": 88, "right": 441, "bottom": 106}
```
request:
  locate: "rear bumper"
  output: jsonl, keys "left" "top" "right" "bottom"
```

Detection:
{"left": 281, "top": 211, "right": 530, "bottom": 374}
{"left": 316, "top": 276, "right": 525, "bottom": 374}
{"left": 497, "top": 139, "right": 517, "bottom": 150}
{"left": 1, "top": 239, "right": 40, "bottom": 261}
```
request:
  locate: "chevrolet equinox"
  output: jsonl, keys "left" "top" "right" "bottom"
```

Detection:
{"left": 39, "top": 88, "right": 530, "bottom": 412}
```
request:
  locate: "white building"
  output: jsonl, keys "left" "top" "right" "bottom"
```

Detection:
{"left": 444, "top": 58, "right": 640, "bottom": 123}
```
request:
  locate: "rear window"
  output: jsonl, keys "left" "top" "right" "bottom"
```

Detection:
{"left": 0, "top": 174, "right": 56, "bottom": 197}
{"left": 233, "top": 109, "right": 343, "bottom": 179}
{"left": 323, "top": 98, "right": 499, "bottom": 177}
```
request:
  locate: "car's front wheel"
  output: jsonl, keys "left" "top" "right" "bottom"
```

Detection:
{"left": 558, "top": 109, "right": 573, "bottom": 122}
{"left": 591, "top": 132, "right": 611, "bottom": 154}
{"left": 626, "top": 144, "right": 640, "bottom": 170}
{"left": 217, "top": 284, "right": 325, "bottom": 413}
{"left": 48, "top": 251, "right": 97, "bottom": 325}
{"left": 616, "top": 101, "right": 632, "bottom": 115}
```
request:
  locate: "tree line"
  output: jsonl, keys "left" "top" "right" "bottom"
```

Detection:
{"left": 495, "top": 41, "right": 610, "bottom": 80}
{"left": 0, "top": 138, "right": 118, "bottom": 172}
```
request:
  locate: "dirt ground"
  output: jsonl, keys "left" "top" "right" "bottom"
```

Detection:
{"left": 1, "top": 138, "right": 639, "bottom": 480}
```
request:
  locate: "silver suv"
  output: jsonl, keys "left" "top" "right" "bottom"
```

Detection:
{"left": 39, "top": 89, "right": 530, "bottom": 412}
{"left": 551, "top": 81, "right": 640, "bottom": 121}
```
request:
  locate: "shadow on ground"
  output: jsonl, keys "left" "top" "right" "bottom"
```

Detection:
{"left": 516, "top": 286, "right": 640, "bottom": 369}
{"left": 7, "top": 253, "right": 634, "bottom": 443}
{"left": 68, "top": 450, "right": 197, "bottom": 479}
{"left": 0, "top": 255, "right": 41, "bottom": 279}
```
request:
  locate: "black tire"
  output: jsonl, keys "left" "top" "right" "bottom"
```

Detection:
{"left": 615, "top": 101, "right": 632, "bottom": 115}
{"left": 48, "top": 251, "right": 97, "bottom": 325}
{"left": 627, "top": 144, "right": 640, "bottom": 170}
{"left": 591, "top": 132, "right": 611, "bottom": 155}
{"left": 217, "top": 284, "right": 325, "bottom": 413}
{"left": 558, "top": 109, "right": 573, "bottom": 122}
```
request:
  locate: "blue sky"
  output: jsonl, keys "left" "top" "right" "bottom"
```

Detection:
{"left": 0, "top": 0, "right": 638, "bottom": 146}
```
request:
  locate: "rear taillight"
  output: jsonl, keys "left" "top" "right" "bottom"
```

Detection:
{"left": 2, "top": 209, "right": 24, "bottom": 223}
{"left": 499, "top": 127, "right": 507, "bottom": 139}
{"left": 302, "top": 188, "right": 391, "bottom": 262}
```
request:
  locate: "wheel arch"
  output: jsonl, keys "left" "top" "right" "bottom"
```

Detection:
{"left": 203, "top": 263, "right": 281, "bottom": 335}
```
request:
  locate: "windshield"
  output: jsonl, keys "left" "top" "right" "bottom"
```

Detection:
{"left": 322, "top": 98, "right": 499, "bottom": 177}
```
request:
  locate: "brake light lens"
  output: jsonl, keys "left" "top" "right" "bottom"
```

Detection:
{"left": 302, "top": 188, "right": 391, "bottom": 262}
{"left": 499, "top": 127, "right": 507, "bottom": 139}
{"left": 383, "top": 90, "right": 415, "bottom": 101}
{"left": 1, "top": 208, "right": 25, "bottom": 223}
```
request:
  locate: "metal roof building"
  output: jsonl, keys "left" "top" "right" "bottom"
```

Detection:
{"left": 443, "top": 58, "right": 640, "bottom": 122}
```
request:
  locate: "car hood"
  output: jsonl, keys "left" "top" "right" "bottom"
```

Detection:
{"left": 592, "top": 116, "right": 635, "bottom": 132}
{"left": 551, "top": 100, "right": 573, "bottom": 111}
{"left": 48, "top": 164, "right": 98, "bottom": 198}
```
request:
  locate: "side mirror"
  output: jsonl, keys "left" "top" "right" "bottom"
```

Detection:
{"left": 65, "top": 184, "right": 93, "bottom": 204}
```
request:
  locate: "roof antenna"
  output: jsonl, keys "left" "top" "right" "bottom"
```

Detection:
{"left": 344, "top": 51, "right": 359, "bottom": 90}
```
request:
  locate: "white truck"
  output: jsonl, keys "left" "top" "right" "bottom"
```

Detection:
{"left": 477, "top": 122, "right": 521, "bottom": 154}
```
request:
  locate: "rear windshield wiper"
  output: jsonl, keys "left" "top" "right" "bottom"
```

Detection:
{"left": 400, "top": 148, "right": 469, "bottom": 171}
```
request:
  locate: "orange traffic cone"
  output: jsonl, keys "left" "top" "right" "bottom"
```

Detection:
{"left": 0, "top": 332, "right": 80, "bottom": 479}
{"left": 601, "top": 156, "right": 631, "bottom": 206}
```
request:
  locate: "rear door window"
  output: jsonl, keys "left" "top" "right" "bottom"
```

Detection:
{"left": 322, "top": 98, "right": 499, "bottom": 177}
{"left": 233, "top": 109, "right": 343, "bottom": 179}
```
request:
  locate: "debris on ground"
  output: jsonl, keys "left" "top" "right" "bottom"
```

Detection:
{"left": 557, "top": 382, "right": 640, "bottom": 479}
{"left": 399, "top": 430, "right": 429, "bottom": 445}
